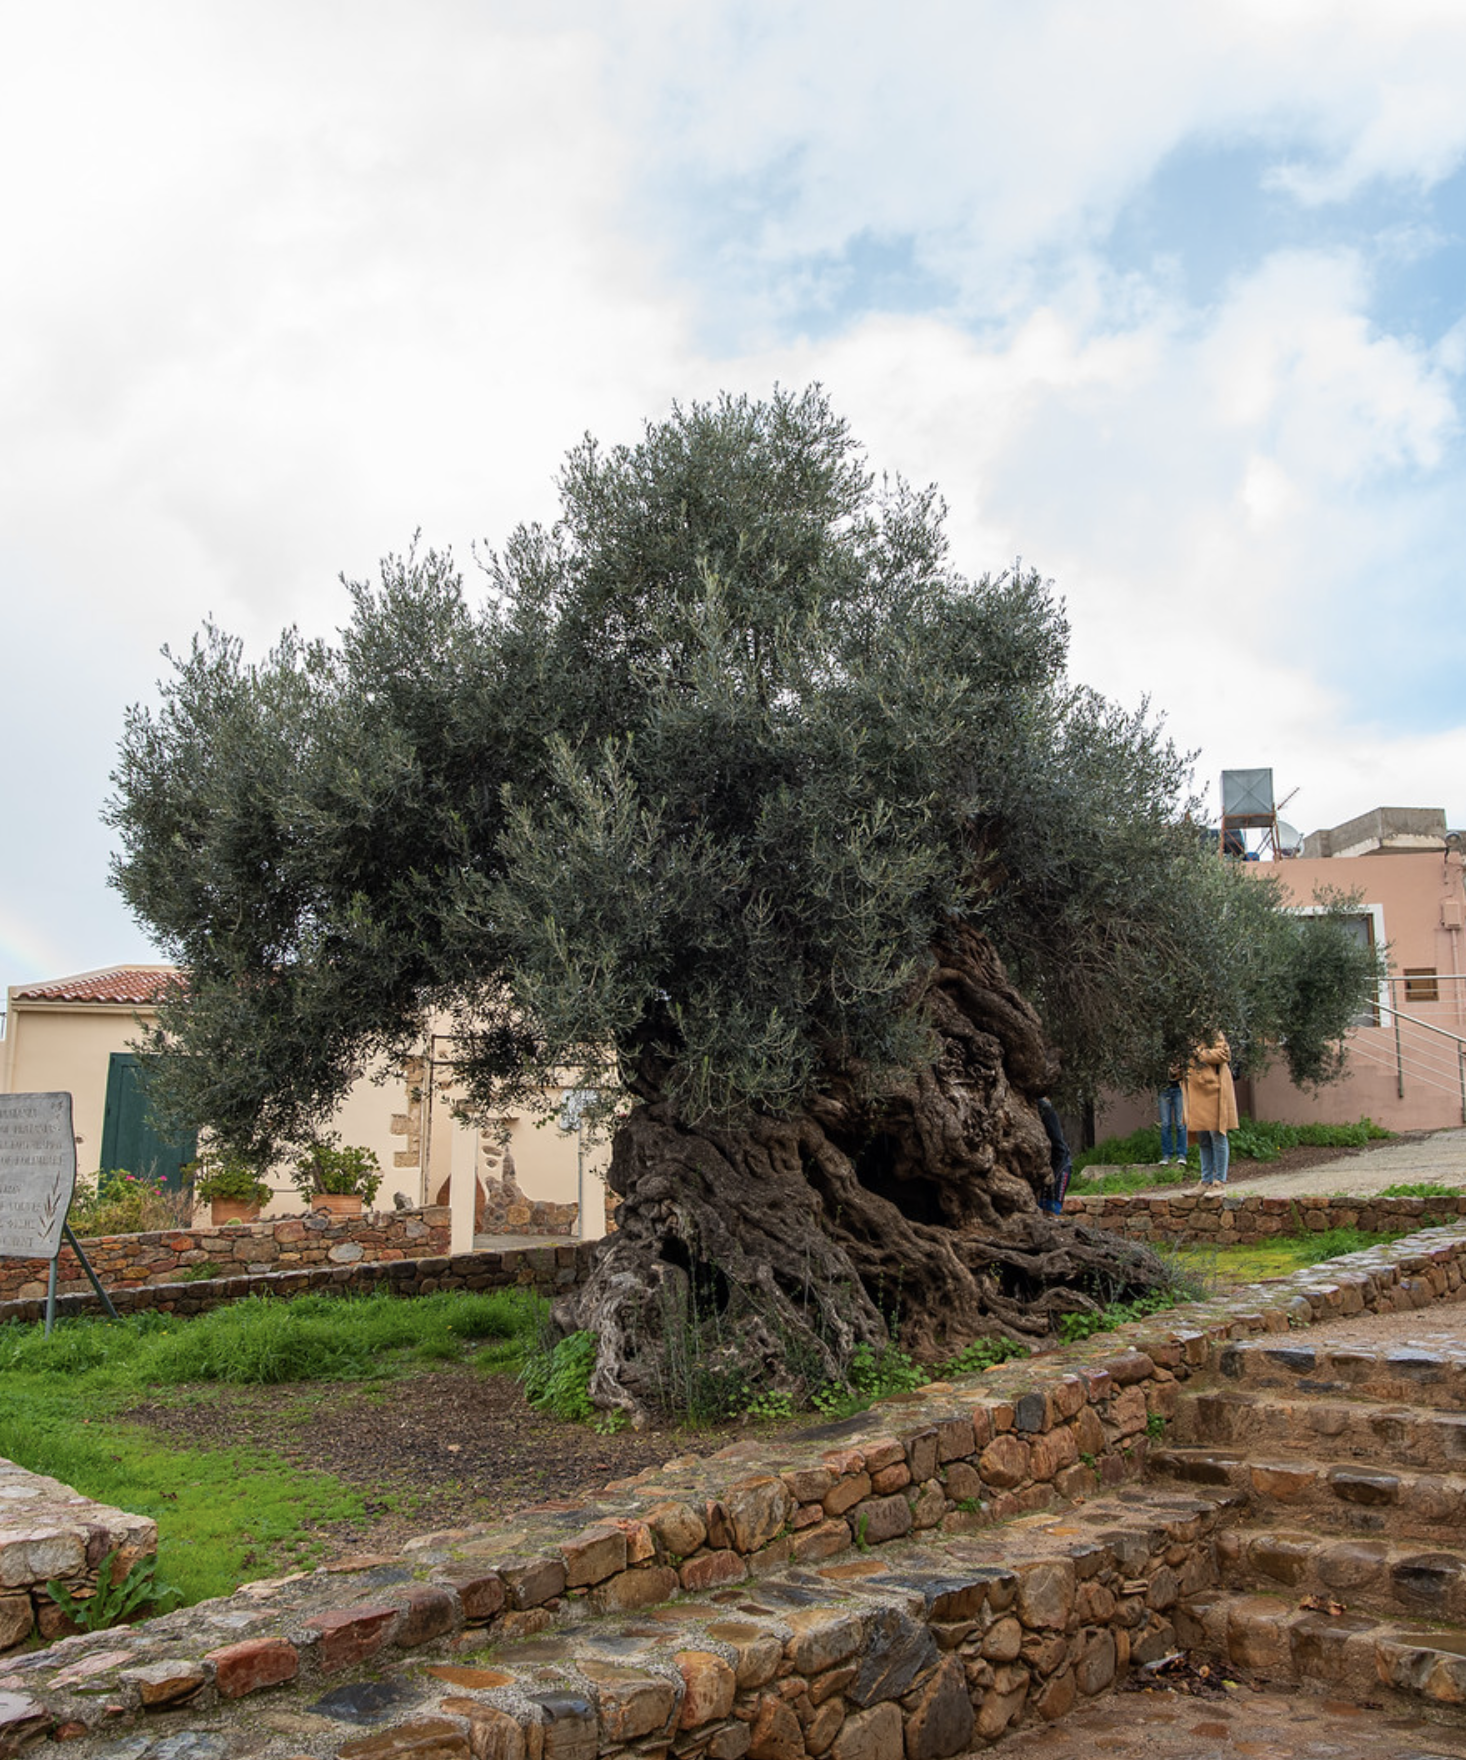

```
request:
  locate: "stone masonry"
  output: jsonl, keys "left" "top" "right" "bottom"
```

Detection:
{"left": 0, "top": 1208, "right": 453, "bottom": 1306}
{"left": 1065, "top": 1188, "right": 1466, "bottom": 1247}
{"left": 0, "top": 1223, "right": 1463, "bottom": 1754}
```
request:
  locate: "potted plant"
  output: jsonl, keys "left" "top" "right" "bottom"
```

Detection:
{"left": 188, "top": 1153, "right": 273, "bottom": 1226}
{"left": 291, "top": 1138, "right": 382, "bottom": 1218}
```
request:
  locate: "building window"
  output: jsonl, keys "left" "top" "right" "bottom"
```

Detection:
{"left": 1404, "top": 967, "right": 1440, "bottom": 1003}
{"left": 1289, "top": 901, "right": 1386, "bottom": 1028}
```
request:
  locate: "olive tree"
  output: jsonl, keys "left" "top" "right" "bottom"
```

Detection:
{"left": 110, "top": 387, "right": 1374, "bottom": 1421}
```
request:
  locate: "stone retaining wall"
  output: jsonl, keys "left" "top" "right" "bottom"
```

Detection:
{"left": 1064, "top": 1188, "right": 1466, "bottom": 1245}
{"left": 0, "top": 1206, "right": 453, "bottom": 1304}
{"left": 2, "top": 1222, "right": 1465, "bottom": 1753}
{"left": 0, "top": 1233, "right": 593, "bottom": 1329}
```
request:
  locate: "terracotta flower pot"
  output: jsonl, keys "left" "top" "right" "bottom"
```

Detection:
{"left": 209, "top": 1197, "right": 261, "bottom": 1225}
{"left": 312, "top": 1193, "right": 364, "bottom": 1219}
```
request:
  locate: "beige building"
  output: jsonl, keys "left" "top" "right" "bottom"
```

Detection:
{"left": 1101, "top": 805, "right": 1466, "bottom": 1141}
{"left": 0, "top": 965, "right": 608, "bottom": 1250}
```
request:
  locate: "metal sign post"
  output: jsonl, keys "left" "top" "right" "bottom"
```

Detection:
{"left": 558, "top": 1089, "right": 599, "bottom": 1241}
{"left": 0, "top": 1093, "right": 118, "bottom": 1334}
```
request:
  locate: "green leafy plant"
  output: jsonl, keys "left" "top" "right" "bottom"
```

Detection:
{"left": 189, "top": 1151, "right": 272, "bottom": 1209}
{"left": 745, "top": 1389, "right": 796, "bottom": 1423}
{"left": 173, "top": 1260, "right": 224, "bottom": 1282}
{"left": 1379, "top": 1182, "right": 1458, "bottom": 1199}
{"left": 46, "top": 1548, "right": 180, "bottom": 1631}
{"left": 68, "top": 1170, "right": 191, "bottom": 1238}
{"left": 937, "top": 1337, "right": 1025, "bottom": 1377}
{"left": 1145, "top": 1413, "right": 1167, "bottom": 1440}
{"left": 1058, "top": 1287, "right": 1181, "bottom": 1344}
{"left": 1229, "top": 1116, "right": 1391, "bottom": 1163}
{"left": 520, "top": 1328, "right": 598, "bottom": 1422}
{"left": 813, "top": 1340, "right": 927, "bottom": 1420}
{"left": 854, "top": 1512, "right": 871, "bottom": 1552}
{"left": 291, "top": 1138, "right": 382, "bottom": 1205}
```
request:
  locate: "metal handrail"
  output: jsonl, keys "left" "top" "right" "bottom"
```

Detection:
{"left": 1355, "top": 998, "right": 1466, "bottom": 1120}
{"left": 1371, "top": 998, "right": 1466, "bottom": 1048}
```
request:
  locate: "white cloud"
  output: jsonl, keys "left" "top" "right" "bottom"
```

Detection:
{"left": 2, "top": 0, "right": 1465, "bottom": 985}
{"left": 754, "top": 244, "right": 1465, "bottom": 835}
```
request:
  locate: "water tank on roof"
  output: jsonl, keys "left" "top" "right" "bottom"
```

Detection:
{"left": 1221, "top": 768, "right": 1275, "bottom": 825}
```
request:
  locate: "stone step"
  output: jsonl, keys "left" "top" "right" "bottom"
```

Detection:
{"left": 1173, "top": 1385, "right": 1466, "bottom": 1471}
{"left": 1151, "top": 1445, "right": 1466, "bottom": 1540}
{"left": 0, "top": 1483, "right": 1237, "bottom": 1756}
{"left": 1212, "top": 1522, "right": 1466, "bottom": 1625}
{"left": 1216, "top": 1337, "right": 1466, "bottom": 1411}
{"left": 1179, "top": 1587, "right": 1466, "bottom": 1720}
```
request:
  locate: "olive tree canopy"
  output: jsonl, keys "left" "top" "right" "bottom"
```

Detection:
{"left": 110, "top": 387, "right": 1374, "bottom": 1419}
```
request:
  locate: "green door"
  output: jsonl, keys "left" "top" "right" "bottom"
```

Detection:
{"left": 98, "top": 1053, "right": 197, "bottom": 1190}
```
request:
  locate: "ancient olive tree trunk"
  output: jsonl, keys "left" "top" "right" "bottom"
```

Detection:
{"left": 565, "top": 925, "right": 1168, "bottom": 1425}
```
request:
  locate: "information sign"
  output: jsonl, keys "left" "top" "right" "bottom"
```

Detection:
{"left": 0, "top": 1093, "right": 77, "bottom": 1260}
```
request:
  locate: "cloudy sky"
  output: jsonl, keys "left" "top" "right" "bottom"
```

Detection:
{"left": 3, "top": 0, "right": 1465, "bottom": 987}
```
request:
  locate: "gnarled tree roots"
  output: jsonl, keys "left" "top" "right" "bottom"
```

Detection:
{"left": 560, "top": 927, "right": 1170, "bottom": 1426}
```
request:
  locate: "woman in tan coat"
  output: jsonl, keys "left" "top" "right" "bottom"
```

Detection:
{"left": 1185, "top": 1033, "right": 1238, "bottom": 1188}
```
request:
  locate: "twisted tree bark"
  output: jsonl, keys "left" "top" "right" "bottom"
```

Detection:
{"left": 565, "top": 924, "right": 1168, "bottom": 1425}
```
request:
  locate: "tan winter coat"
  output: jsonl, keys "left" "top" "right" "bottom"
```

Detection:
{"left": 1184, "top": 1034, "right": 1238, "bottom": 1134}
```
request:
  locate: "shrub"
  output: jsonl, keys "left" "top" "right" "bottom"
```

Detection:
{"left": 68, "top": 1171, "right": 192, "bottom": 1237}
{"left": 290, "top": 1138, "right": 382, "bottom": 1205}
{"left": 188, "top": 1151, "right": 272, "bottom": 1208}
{"left": 520, "top": 1328, "right": 598, "bottom": 1422}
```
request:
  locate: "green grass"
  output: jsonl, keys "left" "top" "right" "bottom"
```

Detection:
{"left": 0, "top": 1288, "right": 545, "bottom": 1608}
{"left": 1172, "top": 1225, "right": 1411, "bottom": 1289}
{"left": 0, "top": 1287, "right": 542, "bottom": 1386}
{"left": 0, "top": 1396, "right": 364, "bottom": 1606}
{"left": 1074, "top": 1161, "right": 1194, "bottom": 1195}
{"left": 1062, "top": 1223, "right": 1416, "bottom": 1339}
{"left": 1074, "top": 1115, "right": 1391, "bottom": 1183}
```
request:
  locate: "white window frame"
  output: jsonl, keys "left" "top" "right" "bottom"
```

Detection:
{"left": 1290, "top": 901, "right": 1388, "bottom": 1026}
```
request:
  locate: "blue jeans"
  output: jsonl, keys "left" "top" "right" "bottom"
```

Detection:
{"left": 1198, "top": 1131, "right": 1229, "bottom": 1185}
{"left": 1159, "top": 1086, "right": 1187, "bottom": 1161}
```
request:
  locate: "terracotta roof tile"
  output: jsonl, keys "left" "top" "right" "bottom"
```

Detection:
{"left": 12, "top": 968, "right": 182, "bottom": 1006}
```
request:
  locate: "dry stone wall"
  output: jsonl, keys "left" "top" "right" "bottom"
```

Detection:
{"left": 0, "top": 1232, "right": 591, "bottom": 1330}
{"left": 1065, "top": 1188, "right": 1466, "bottom": 1245}
{"left": 0, "top": 1206, "right": 453, "bottom": 1305}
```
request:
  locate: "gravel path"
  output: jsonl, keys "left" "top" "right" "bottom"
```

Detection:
{"left": 1224, "top": 1125, "right": 1466, "bottom": 1198}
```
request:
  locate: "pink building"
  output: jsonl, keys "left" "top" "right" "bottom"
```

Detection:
{"left": 1100, "top": 806, "right": 1466, "bottom": 1139}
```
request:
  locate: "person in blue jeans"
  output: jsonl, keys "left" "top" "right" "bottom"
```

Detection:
{"left": 1185, "top": 1033, "right": 1238, "bottom": 1187}
{"left": 1157, "top": 1073, "right": 1187, "bottom": 1167}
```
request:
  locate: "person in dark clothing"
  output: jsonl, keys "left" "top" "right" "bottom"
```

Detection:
{"left": 1037, "top": 1097, "right": 1072, "bottom": 1215}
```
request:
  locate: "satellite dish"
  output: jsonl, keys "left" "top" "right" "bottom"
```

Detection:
{"left": 1277, "top": 821, "right": 1302, "bottom": 855}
